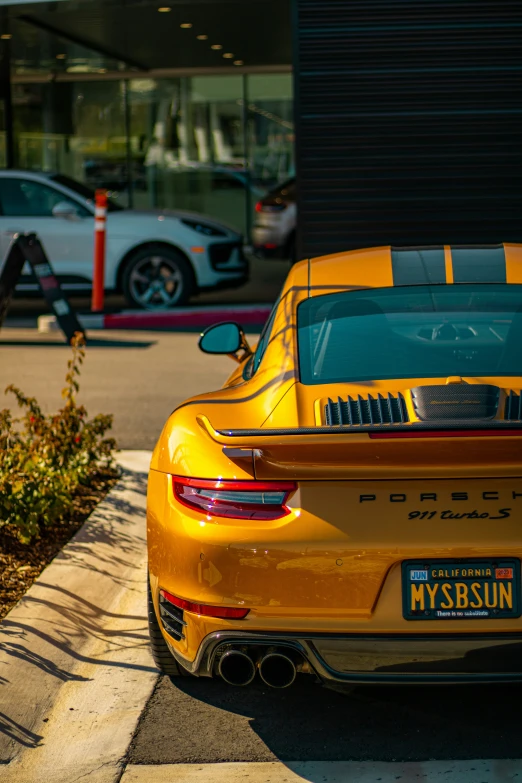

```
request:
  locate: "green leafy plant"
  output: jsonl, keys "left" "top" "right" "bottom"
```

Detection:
{"left": 0, "top": 333, "right": 116, "bottom": 543}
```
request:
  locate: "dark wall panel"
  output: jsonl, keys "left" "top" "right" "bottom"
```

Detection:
{"left": 293, "top": 0, "right": 522, "bottom": 259}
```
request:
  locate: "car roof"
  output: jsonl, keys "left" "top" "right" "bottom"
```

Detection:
{"left": 307, "top": 244, "right": 522, "bottom": 294}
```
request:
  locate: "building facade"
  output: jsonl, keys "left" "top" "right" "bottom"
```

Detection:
{"left": 0, "top": 0, "right": 294, "bottom": 238}
{"left": 2, "top": 0, "right": 520, "bottom": 257}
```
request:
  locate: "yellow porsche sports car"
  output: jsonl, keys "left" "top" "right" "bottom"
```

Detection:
{"left": 147, "top": 244, "right": 522, "bottom": 689}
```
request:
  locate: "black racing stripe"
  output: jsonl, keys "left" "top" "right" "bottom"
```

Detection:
{"left": 451, "top": 245, "right": 506, "bottom": 283}
{"left": 391, "top": 247, "right": 446, "bottom": 286}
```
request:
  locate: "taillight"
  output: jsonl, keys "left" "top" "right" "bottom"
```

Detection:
{"left": 172, "top": 476, "right": 297, "bottom": 520}
{"left": 255, "top": 200, "right": 287, "bottom": 213}
{"left": 160, "top": 589, "right": 250, "bottom": 619}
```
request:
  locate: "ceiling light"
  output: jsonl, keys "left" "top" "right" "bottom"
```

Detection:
{"left": 211, "top": 44, "right": 223, "bottom": 50}
{"left": 180, "top": 23, "right": 192, "bottom": 28}
{"left": 223, "top": 53, "right": 234, "bottom": 59}
{"left": 158, "top": 6, "right": 171, "bottom": 12}
{"left": 197, "top": 34, "right": 208, "bottom": 40}
{"left": 56, "top": 53, "right": 67, "bottom": 59}
{"left": 1, "top": 34, "right": 12, "bottom": 40}
{"left": 233, "top": 60, "right": 244, "bottom": 66}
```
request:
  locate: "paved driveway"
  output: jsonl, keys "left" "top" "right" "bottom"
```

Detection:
{"left": 130, "top": 675, "right": 522, "bottom": 764}
{"left": 2, "top": 317, "right": 522, "bottom": 782}
{"left": 0, "top": 328, "right": 241, "bottom": 450}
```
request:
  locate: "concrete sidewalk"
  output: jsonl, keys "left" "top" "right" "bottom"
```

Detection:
{"left": 0, "top": 451, "right": 157, "bottom": 783}
{"left": 120, "top": 760, "right": 522, "bottom": 783}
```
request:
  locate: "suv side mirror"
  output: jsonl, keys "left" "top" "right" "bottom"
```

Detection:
{"left": 52, "top": 201, "right": 80, "bottom": 220}
{"left": 198, "top": 322, "right": 252, "bottom": 361}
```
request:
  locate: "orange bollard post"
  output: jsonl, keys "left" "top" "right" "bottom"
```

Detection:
{"left": 92, "top": 189, "right": 108, "bottom": 312}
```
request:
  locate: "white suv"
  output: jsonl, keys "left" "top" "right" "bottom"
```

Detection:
{"left": 0, "top": 171, "right": 248, "bottom": 309}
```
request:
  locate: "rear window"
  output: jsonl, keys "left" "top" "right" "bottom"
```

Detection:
{"left": 264, "top": 178, "right": 295, "bottom": 203}
{"left": 297, "top": 284, "right": 522, "bottom": 384}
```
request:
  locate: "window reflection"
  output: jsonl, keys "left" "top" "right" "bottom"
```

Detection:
{"left": 7, "top": 72, "right": 294, "bottom": 240}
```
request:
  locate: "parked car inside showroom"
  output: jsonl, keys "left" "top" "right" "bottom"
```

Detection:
{"left": 0, "top": 171, "right": 248, "bottom": 310}
{"left": 253, "top": 176, "right": 297, "bottom": 263}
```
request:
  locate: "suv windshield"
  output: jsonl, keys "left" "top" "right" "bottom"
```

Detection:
{"left": 297, "top": 285, "right": 522, "bottom": 384}
{"left": 50, "top": 174, "right": 123, "bottom": 212}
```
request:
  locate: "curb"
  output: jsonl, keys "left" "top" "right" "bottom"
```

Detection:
{"left": 0, "top": 451, "right": 157, "bottom": 783}
{"left": 38, "top": 304, "right": 273, "bottom": 333}
{"left": 120, "top": 760, "right": 522, "bottom": 783}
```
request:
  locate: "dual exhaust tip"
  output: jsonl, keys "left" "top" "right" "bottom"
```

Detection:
{"left": 218, "top": 649, "right": 297, "bottom": 689}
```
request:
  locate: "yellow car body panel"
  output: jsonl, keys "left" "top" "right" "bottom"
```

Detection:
{"left": 148, "top": 244, "right": 522, "bottom": 683}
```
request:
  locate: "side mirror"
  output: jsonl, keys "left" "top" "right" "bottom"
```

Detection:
{"left": 198, "top": 322, "right": 252, "bottom": 361}
{"left": 52, "top": 201, "right": 80, "bottom": 220}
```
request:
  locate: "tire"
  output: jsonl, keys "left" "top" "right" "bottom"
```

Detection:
{"left": 121, "top": 244, "right": 195, "bottom": 310}
{"left": 147, "top": 576, "right": 190, "bottom": 677}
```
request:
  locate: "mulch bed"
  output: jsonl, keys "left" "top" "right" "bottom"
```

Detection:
{"left": 0, "top": 469, "right": 119, "bottom": 621}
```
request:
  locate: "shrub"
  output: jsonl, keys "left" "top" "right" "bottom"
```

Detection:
{"left": 0, "top": 333, "right": 116, "bottom": 543}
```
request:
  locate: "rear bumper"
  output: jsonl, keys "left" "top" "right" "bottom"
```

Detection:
{"left": 253, "top": 244, "right": 287, "bottom": 260}
{"left": 170, "top": 630, "right": 522, "bottom": 684}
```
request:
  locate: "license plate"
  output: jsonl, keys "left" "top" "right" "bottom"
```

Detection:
{"left": 402, "top": 559, "right": 521, "bottom": 620}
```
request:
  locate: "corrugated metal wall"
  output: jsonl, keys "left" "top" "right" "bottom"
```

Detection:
{"left": 293, "top": 0, "right": 522, "bottom": 259}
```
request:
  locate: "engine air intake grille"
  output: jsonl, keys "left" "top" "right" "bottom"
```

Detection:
{"left": 505, "top": 391, "right": 522, "bottom": 422}
{"left": 325, "top": 393, "right": 409, "bottom": 426}
{"left": 159, "top": 593, "right": 186, "bottom": 641}
{"left": 411, "top": 384, "right": 500, "bottom": 421}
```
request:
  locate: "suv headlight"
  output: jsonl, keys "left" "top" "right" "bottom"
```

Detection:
{"left": 180, "top": 218, "right": 227, "bottom": 237}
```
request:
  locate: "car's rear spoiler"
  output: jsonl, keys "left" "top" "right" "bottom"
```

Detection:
{"left": 196, "top": 415, "right": 522, "bottom": 479}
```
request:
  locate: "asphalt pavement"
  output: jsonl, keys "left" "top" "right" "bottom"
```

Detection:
{"left": 0, "top": 329, "right": 237, "bottom": 450}
{"left": 130, "top": 675, "right": 522, "bottom": 764}
{"left": 0, "top": 257, "right": 288, "bottom": 449}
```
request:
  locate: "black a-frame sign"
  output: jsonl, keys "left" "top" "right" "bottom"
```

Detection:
{"left": 0, "top": 233, "right": 86, "bottom": 344}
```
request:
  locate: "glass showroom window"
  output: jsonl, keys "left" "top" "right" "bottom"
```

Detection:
{"left": 9, "top": 72, "right": 295, "bottom": 240}
{"left": 70, "top": 81, "right": 128, "bottom": 205}
{"left": 246, "top": 74, "right": 294, "bottom": 191}
{"left": 128, "top": 75, "right": 248, "bottom": 234}
{"left": 13, "top": 80, "right": 129, "bottom": 207}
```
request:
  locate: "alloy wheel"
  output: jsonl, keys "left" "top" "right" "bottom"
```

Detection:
{"left": 128, "top": 255, "right": 185, "bottom": 310}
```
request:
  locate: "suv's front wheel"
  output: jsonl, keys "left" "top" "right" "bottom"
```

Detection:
{"left": 122, "top": 245, "right": 194, "bottom": 310}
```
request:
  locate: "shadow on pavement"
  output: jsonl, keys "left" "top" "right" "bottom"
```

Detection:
{"left": 0, "top": 712, "right": 43, "bottom": 750}
{"left": 0, "top": 466, "right": 157, "bottom": 756}
{"left": 129, "top": 674, "right": 522, "bottom": 767}
{"left": 0, "top": 338, "right": 156, "bottom": 348}
{"left": 0, "top": 470, "right": 155, "bottom": 673}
